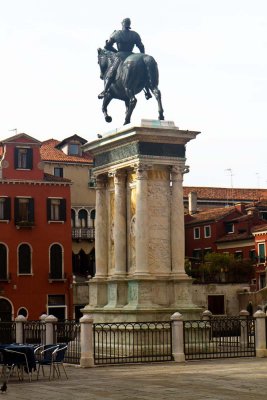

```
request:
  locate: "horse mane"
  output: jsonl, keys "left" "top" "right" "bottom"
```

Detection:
{"left": 99, "top": 48, "right": 117, "bottom": 63}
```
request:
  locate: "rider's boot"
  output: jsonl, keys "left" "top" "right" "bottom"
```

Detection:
{"left": 98, "top": 76, "right": 113, "bottom": 99}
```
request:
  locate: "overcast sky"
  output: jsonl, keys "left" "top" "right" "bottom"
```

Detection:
{"left": 1, "top": 0, "right": 267, "bottom": 188}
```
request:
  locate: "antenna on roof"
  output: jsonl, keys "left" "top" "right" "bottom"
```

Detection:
{"left": 8, "top": 128, "right": 17, "bottom": 134}
{"left": 225, "top": 168, "right": 234, "bottom": 206}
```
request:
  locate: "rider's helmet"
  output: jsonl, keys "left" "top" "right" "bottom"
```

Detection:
{"left": 122, "top": 18, "right": 131, "bottom": 29}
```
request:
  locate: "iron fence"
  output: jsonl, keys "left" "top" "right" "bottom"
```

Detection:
{"left": 184, "top": 316, "right": 255, "bottom": 360}
{"left": 94, "top": 321, "right": 173, "bottom": 365}
{"left": 55, "top": 320, "right": 81, "bottom": 364}
{"left": 24, "top": 320, "right": 46, "bottom": 344}
{"left": 0, "top": 322, "right": 15, "bottom": 344}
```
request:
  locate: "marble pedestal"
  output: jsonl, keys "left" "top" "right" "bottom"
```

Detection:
{"left": 82, "top": 120, "right": 202, "bottom": 323}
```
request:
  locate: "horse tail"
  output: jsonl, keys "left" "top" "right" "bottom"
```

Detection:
{"left": 143, "top": 55, "right": 159, "bottom": 89}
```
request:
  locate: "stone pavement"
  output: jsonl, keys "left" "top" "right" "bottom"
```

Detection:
{"left": 3, "top": 358, "right": 267, "bottom": 399}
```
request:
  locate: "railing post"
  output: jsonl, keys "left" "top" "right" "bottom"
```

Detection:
{"left": 39, "top": 313, "right": 47, "bottom": 345}
{"left": 170, "top": 312, "right": 185, "bottom": 362}
{"left": 80, "top": 314, "right": 94, "bottom": 367}
{"left": 15, "top": 315, "right": 27, "bottom": 344}
{"left": 45, "top": 315, "right": 58, "bottom": 345}
{"left": 254, "top": 310, "right": 267, "bottom": 357}
{"left": 239, "top": 309, "right": 249, "bottom": 347}
{"left": 202, "top": 310, "right": 212, "bottom": 321}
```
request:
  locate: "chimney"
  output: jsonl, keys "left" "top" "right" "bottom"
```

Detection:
{"left": 235, "top": 203, "right": 245, "bottom": 214}
{"left": 188, "top": 191, "right": 197, "bottom": 215}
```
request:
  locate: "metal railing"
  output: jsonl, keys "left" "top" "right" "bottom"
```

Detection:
{"left": 0, "top": 322, "right": 16, "bottom": 344}
{"left": 72, "top": 227, "right": 95, "bottom": 241}
{"left": 24, "top": 320, "right": 46, "bottom": 344}
{"left": 184, "top": 316, "right": 255, "bottom": 360}
{"left": 93, "top": 321, "right": 173, "bottom": 365}
{"left": 55, "top": 320, "right": 81, "bottom": 364}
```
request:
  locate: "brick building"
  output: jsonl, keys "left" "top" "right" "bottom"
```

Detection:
{"left": 0, "top": 133, "right": 73, "bottom": 321}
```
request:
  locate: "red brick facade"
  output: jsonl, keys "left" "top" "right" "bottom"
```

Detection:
{"left": 0, "top": 134, "right": 73, "bottom": 321}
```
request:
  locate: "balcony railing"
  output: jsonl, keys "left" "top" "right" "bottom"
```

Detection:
{"left": 72, "top": 227, "right": 95, "bottom": 241}
{"left": 15, "top": 220, "right": 35, "bottom": 229}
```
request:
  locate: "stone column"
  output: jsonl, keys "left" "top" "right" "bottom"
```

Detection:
{"left": 15, "top": 315, "right": 26, "bottom": 344}
{"left": 113, "top": 170, "right": 127, "bottom": 276}
{"left": 171, "top": 312, "right": 185, "bottom": 362}
{"left": 254, "top": 310, "right": 267, "bottom": 357}
{"left": 239, "top": 309, "right": 249, "bottom": 347}
{"left": 80, "top": 314, "right": 94, "bottom": 367}
{"left": 45, "top": 315, "right": 58, "bottom": 344}
{"left": 170, "top": 165, "right": 188, "bottom": 277}
{"left": 134, "top": 164, "right": 149, "bottom": 276}
{"left": 95, "top": 175, "right": 108, "bottom": 278}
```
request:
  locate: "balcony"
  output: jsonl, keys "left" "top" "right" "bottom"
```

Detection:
{"left": 15, "top": 220, "right": 35, "bottom": 229}
{"left": 72, "top": 227, "right": 95, "bottom": 242}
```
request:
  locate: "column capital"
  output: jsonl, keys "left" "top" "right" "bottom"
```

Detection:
{"left": 109, "top": 169, "right": 127, "bottom": 185}
{"left": 134, "top": 163, "right": 151, "bottom": 180}
{"left": 95, "top": 175, "right": 107, "bottom": 189}
{"left": 170, "top": 165, "right": 189, "bottom": 182}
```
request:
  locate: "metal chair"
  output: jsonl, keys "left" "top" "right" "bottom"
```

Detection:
{"left": 36, "top": 344, "right": 68, "bottom": 380}
{"left": 2, "top": 349, "right": 31, "bottom": 382}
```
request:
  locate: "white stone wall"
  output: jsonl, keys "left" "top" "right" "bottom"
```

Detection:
{"left": 191, "top": 283, "right": 246, "bottom": 316}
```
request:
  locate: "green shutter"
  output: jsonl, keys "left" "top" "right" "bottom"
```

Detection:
{"left": 60, "top": 199, "right": 66, "bottom": 221}
{"left": 28, "top": 198, "right": 34, "bottom": 222}
{"left": 27, "top": 148, "right": 33, "bottom": 169}
{"left": 4, "top": 197, "right": 11, "bottom": 220}
{"left": 14, "top": 148, "right": 19, "bottom": 169}
{"left": 47, "top": 199, "right": 51, "bottom": 221}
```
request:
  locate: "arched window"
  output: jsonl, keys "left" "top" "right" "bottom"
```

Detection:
{"left": 71, "top": 209, "right": 75, "bottom": 228}
{"left": 90, "top": 209, "right": 96, "bottom": 228}
{"left": 18, "top": 244, "right": 31, "bottom": 274}
{"left": 78, "top": 209, "right": 88, "bottom": 228}
{"left": 0, "top": 244, "right": 8, "bottom": 280}
{"left": 50, "top": 244, "right": 63, "bottom": 279}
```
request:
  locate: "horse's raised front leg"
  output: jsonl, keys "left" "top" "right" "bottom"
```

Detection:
{"left": 102, "top": 93, "right": 112, "bottom": 123}
{"left": 124, "top": 92, "right": 137, "bottom": 125}
{"left": 151, "top": 87, "right": 164, "bottom": 120}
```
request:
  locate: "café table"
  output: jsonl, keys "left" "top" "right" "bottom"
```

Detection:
{"left": 0, "top": 343, "right": 37, "bottom": 382}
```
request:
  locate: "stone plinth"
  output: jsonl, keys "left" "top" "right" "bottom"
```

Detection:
{"left": 82, "top": 120, "right": 202, "bottom": 322}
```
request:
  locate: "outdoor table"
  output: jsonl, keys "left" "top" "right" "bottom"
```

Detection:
{"left": 0, "top": 343, "right": 37, "bottom": 373}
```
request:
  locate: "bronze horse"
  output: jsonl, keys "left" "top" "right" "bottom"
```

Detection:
{"left": 97, "top": 48, "right": 164, "bottom": 125}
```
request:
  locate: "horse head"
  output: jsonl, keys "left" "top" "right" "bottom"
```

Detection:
{"left": 97, "top": 48, "right": 116, "bottom": 80}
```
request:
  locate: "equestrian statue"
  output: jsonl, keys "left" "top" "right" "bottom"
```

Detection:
{"left": 97, "top": 18, "right": 164, "bottom": 125}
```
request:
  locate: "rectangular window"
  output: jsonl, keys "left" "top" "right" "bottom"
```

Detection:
{"left": 249, "top": 249, "right": 256, "bottom": 261}
{"left": 204, "top": 225, "right": 211, "bottom": 238}
{"left": 68, "top": 144, "right": 79, "bottom": 155}
{"left": 194, "top": 227, "right": 200, "bottom": 239}
{"left": 47, "top": 198, "right": 66, "bottom": 221}
{"left": 14, "top": 147, "right": 33, "bottom": 170}
{"left": 14, "top": 197, "right": 34, "bottom": 224}
{"left": 258, "top": 243, "right": 265, "bottom": 263}
{"left": 208, "top": 295, "right": 225, "bottom": 315}
{"left": 0, "top": 197, "right": 11, "bottom": 220}
{"left": 48, "top": 295, "right": 66, "bottom": 321}
{"left": 54, "top": 167, "right": 63, "bottom": 178}
{"left": 225, "top": 222, "right": 234, "bottom": 234}
{"left": 192, "top": 249, "right": 202, "bottom": 261}
{"left": 234, "top": 250, "right": 243, "bottom": 260}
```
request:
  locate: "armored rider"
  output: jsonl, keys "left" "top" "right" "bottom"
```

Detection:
{"left": 98, "top": 18, "right": 152, "bottom": 100}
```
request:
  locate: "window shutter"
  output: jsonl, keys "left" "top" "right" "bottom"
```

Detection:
{"left": 14, "top": 198, "right": 19, "bottom": 223}
{"left": 14, "top": 148, "right": 19, "bottom": 169}
{"left": 28, "top": 198, "right": 34, "bottom": 222}
{"left": 27, "top": 148, "right": 33, "bottom": 169}
{"left": 4, "top": 197, "right": 11, "bottom": 220}
{"left": 60, "top": 199, "right": 66, "bottom": 221}
{"left": 47, "top": 199, "right": 51, "bottom": 221}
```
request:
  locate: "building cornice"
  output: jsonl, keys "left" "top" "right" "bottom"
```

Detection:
{"left": 0, "top": 179, "right": 72, "bottom": 186}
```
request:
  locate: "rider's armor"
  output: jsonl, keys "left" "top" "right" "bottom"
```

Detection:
{"left": 98, "top": 20, "right": 151, "bottom": 100}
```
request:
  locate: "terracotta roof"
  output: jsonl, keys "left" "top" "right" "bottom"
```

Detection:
{"left": 40, "top": 139, "right": 93, "bottom": 164}
{"left": 185, "top": 206, "right": 239, "bottom": 225}
{"left": 252, "top": 224, "right": 267, "bottom": 233}
{"left": 216, "top": 232, "right": 253, "bottom": 243}
{"left": 183, "top": 186, "right": 267, "bottom": 201}
{"left": 44, "top": 172, "right": 71, "bottom": 183}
